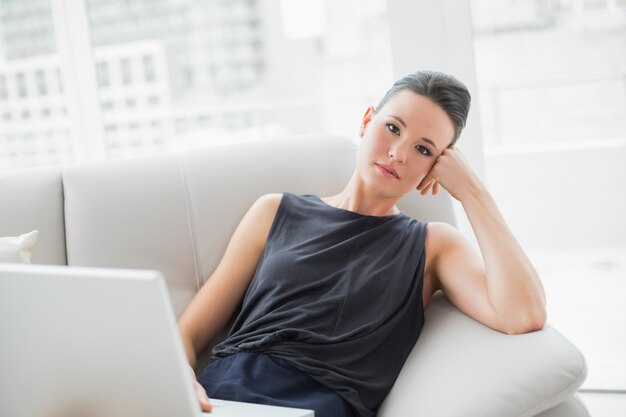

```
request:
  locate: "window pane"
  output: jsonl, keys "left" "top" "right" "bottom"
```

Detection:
{"left": 15, "top": 73, "right": 27, "bottom": 97}
{"left": 471, "top": 0, "right": 626, "bottom": 148}
{"left": 35, "top": 69, "right": 47, "bottom": 95}
{"left": 142, "top": 55, "right": 155, "bottom": 82}
{"left": 470, "top": 0, "right": 626, "bottom": 391}
{"left": 3, "top": 0, "right": 393, "bottom": 166}
{"left": 96, "top": 61, "right": 110, "bottom": 87}
{"left": 0, "top": 74, "right": 7, "bottom": 99}
{"left": 0, "top": 0, "right": 74, "bottom": 169}
{"left": 83, "top": 0, "right": 394, "bottom": 158}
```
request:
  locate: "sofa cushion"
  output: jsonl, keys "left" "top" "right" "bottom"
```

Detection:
{"left": 60, "top": 135, "right": 354, "bottom": 322}
{"left": 62, "top": 154, "right": 200, "bottom": 318}
{"left": 0, "top": 230, "right": 39, "bottom": 264}
{"left": 378, "top": 292, "right": 588, "bottom": 417}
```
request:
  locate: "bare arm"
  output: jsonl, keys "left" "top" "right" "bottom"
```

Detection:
{"left": 177, "top": 193, "right": 282, "bottom": 368}
{"left": 419, "top": 147, "right": 546, "bottom": 335}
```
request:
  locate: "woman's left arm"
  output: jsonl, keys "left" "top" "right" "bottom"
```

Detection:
{"left": 418, "top": 146, "right": 547, "bottom": 335}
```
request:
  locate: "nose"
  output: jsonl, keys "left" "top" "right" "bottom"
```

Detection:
{"left": 388, "top": 144, "right": 406, "bottom": 163}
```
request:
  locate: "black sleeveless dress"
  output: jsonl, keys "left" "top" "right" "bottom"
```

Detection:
{"left": 203, "top": 192, "right": 428, "bottom": 417}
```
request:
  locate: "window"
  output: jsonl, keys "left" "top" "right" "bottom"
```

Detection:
{"left": 3, "top": 0, "right": 393, "bottom": 167}
{"left": 80, "top": 0, "right": 393, "bottom": 158}
{"left": 142, "top": 55, "right": 155, "bottom": 82}
{"left": 97, "top": 62, "right": 110, "bottom": 87}
{"left": 55, "top": 69, "right": 63, "bottom": 93}
{"left": 0, "top": 1, "right": 76, "bottom": 170}
{"left": 16, "top": 73, "right": 27, "bottom": 97}
{"left": 471, "top": 0, "right": 626, "bottom": 149}
{"left": 470, "top": 0, "right": 626, "bottom": 393}
{"left": 0, "top": 75, "right": 7, "bottom": 100}
{"left": 120, "top": 58, "right": 132, "bottom": 85}
{"left": 35, "top": 70, "right": 47, "bottom": 95}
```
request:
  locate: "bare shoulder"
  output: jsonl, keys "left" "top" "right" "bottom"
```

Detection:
{"left": 239, "top": 193, "right": 283, "bottom": 246}
{"left": 425, "top": 221, "right": 464, "bottom": 254}
{"left": 252, "top": 193, "right": 283, "bottom": 216}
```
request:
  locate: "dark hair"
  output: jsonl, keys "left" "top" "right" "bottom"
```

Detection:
{"left": 375, "top": 70, "right": 471, "bottom": 145}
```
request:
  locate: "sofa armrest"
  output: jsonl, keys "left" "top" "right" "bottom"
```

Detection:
{"left": 534, "top": 394, "right": 590, "bottom": 417}
{"left": 378, "top": 292, "right": 587, "bottom": 417}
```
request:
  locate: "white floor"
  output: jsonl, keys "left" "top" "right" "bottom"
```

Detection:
{"left": 529, "top": 246, "right": 626, "bottom": 416}
{"left": 577, "top": 392, "right": 626, "bottom": 417}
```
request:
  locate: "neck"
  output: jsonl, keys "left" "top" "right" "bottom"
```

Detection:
{"left": 323, "top": 172, "right": 401, "bottom": 217}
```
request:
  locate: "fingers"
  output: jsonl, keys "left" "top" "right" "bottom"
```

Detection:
{"left": 417, "top": 181, "right": 432, "bottom": 195}
{"left": 195, "top": 381, "right": 213, "bottom": 412}
{"left": 417, "top": 175, "right": 440, "bottom": 196}
{"left": 416, "top": 175, "right": 431, "bottom": 191}
{"left": 432, "top": 181, "right": 440, "bottom": 195}
{"left": 418, "top": 181, "right": 432, "bottom": 195}
{"left": 189, "top": 365, "right": 212, "bottom": 412}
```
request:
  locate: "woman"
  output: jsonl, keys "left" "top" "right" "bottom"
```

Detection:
{"left": 177, "top": 70, "right": 547, "bottom": 417}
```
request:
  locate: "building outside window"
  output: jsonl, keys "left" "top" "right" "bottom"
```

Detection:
{"left": 96, "top": 61, "right": 110, "bottom": 87}
{"left": 0, "top": 0, "right": 393, "bottom": 166}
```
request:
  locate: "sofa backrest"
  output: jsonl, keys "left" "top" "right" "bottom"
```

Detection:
{"left": 2, "top": 134, "right": 455, "bottom": 315}
{"left": 0, "top": 134, "right": 453, "bottom": 372}
{"left": 0, "top": 165, "right": 67, "bottom": 265}
{"left": 1, "top": 135, "right": 451, "bottom": 315}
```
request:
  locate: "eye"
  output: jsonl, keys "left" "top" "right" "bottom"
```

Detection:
{"left": 386, "top": 123, "right": 400, "bottom": 136}
{"left": 415, "top": 145, "right": 432, "bottom": 157}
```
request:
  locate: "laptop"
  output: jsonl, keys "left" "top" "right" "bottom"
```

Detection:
{"left": 0, "top": 263, "right": 314, "bottom": 417}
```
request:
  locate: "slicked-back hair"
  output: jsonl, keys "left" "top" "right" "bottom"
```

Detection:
{"left": 375, "top": 70, "right": 471, "bottom": 145}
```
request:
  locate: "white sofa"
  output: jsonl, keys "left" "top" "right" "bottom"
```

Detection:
{"left": 0, "top": 134, "right": 589, "bottom": 417}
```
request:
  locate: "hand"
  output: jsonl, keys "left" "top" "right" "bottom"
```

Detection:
{"left": 416, "top": 146, "right": 483, "bottom": 202}
{"left": 416, "top": 175, "right": 441, "bottom": 196}
{"left": 188, "top": 365, "right": 213, "bottom": 413}
{"left": 195, "top": 379, "right": 213, "bottom": 413}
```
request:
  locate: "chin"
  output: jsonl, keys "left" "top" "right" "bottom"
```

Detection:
{"left": 366, "top": 182, "right": 406, "bottom": 200}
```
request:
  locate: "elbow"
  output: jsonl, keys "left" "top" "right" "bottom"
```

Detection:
{"left": 504, "top": 308, "right": 547, "bottom": 335}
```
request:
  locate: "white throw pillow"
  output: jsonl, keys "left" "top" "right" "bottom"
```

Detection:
{"left": 0, "top": 230, "right": 39, "bottom": 264}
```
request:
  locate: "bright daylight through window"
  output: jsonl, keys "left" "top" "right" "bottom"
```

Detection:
{"left": 0, "top": 0, "right": 393, "bottom": 169}
{"left": 469, "top": 0, "right": 626, "bottom": 395}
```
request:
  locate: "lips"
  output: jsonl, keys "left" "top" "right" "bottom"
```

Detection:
{"left": 375, "top": 163, "right": 400, "bottom": 179}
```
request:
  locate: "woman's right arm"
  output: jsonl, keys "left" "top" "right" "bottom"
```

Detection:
{"left": 177, "top": 193, "right": 282, "bottom": 369}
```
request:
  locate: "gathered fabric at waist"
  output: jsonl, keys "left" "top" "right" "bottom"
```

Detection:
{"left": 198, "top": 352, "right": 354, "bottom": 417}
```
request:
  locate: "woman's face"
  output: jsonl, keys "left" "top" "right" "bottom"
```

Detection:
{"left": 356, "top": 89, "right": 455, "bottom": 198}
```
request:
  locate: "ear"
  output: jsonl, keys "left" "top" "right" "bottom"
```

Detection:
{"left": 359, "top": 106, "right": 375, "bottom": 138}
